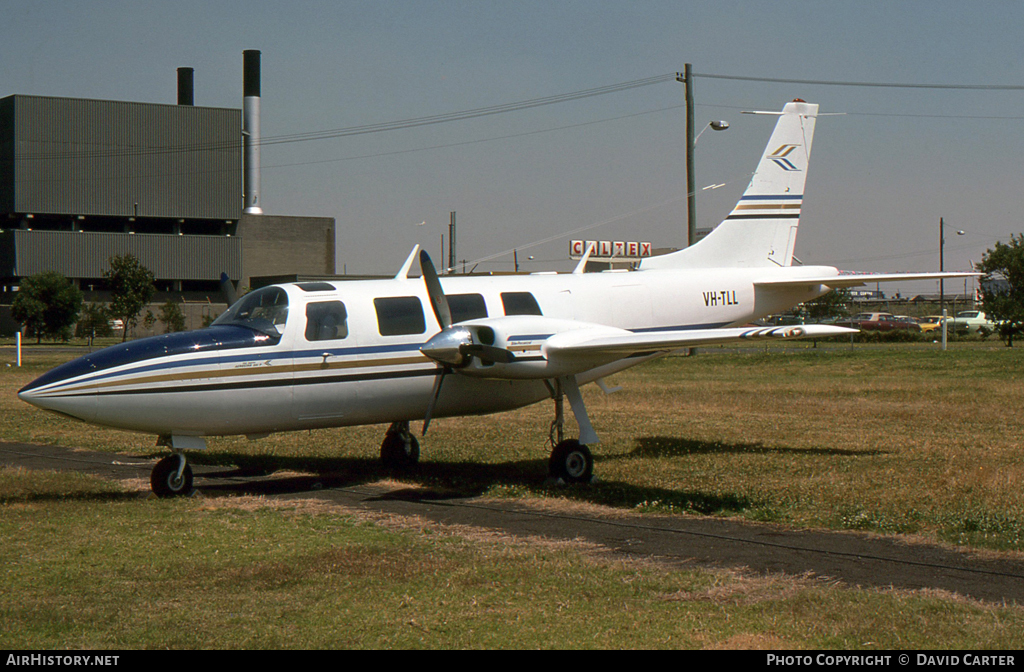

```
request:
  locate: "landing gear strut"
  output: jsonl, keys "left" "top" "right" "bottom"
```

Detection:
{"left": 381, "top": 421, "right": 420, "bottom": 472}
{"left": 151, "top": 453, "right": 193, "bottom": 498}
{"left": 546, "top": 377, "right": 596, "bottom": 484}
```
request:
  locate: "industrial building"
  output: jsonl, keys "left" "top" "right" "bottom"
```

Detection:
{"left": 0, "top": 51, "right": 335, "bottom": 335}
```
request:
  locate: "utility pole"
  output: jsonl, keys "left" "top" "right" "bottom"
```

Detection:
{"left": 939, "top": 217, "right": 945, "bottom": 317}
{"left": 680, "top": 64, "right": 696, "bottom": 248}
{"left": 448, "top": 212, "right": 457, "bottom": 274}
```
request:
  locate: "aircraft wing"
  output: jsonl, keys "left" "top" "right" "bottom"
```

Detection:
{"left": 543, "top": 324, "right": 856, "bottom": 363}
{"left": 754, "top": 271, "right": 979, "bottom": 290}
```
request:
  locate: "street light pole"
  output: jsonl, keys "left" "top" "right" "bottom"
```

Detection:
{"left": 678, "top": 65, "right": 729, "bottom": 248}
{"left": 940, "top": 217, "right": 945, "bottom": 315}
{"left": 939, "top": 217, "right": 965, "bottom": 350}
{"left": 681, "top": 65, "right": 696, "bottom": 248}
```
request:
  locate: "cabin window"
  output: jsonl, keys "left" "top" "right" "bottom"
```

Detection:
{"left": 212, "top": 286, "right": 289, "bottom": 338}
{"left": 374, "top": 296, "right": 426, "bottom": 336}
{"left": 501, "top": 292, "right": 543, "bottom": 316}
{"left": 448, "top": 293, "right": 488, "bottom": 323}
{"left": 305, "top": 301, "right": 348, "bottom": 341}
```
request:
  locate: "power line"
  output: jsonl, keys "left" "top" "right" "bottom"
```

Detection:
{"left": 9, "top": 74, "right": 676, "bottom": 162}
{"left": 261, "top": 103, "right": 687, "bottom": 171}
{"left": 701, "top": 102, "right": 1024, "bottom": 122}
{"left": 259, "top": 74, "right": 676, "bottom": 146}
{"left": 694, "top": 72, "right": 1024, "bottom": 91}
{"left": 11, "top": 67, "right": 1024, "bottom": 175}
{"left": 11, "top": 70, "right": 1024, "bottom": 165}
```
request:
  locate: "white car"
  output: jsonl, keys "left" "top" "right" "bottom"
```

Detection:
{"left": 952, "top": 311, "right": 995, "bottom": 335}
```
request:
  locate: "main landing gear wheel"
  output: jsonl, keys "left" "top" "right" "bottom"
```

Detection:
{"left": 381, "top": 422, "right": 420, "bottom": 472}
{"left": 151, "top": 454, "right": 194, "bottom": 498}
{"left": 549, "top": 439, "right": 593, "bottom": 484}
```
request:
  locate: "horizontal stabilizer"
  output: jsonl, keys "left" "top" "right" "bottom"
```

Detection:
{"left": 754, "top": 271, "right": 979, "bottom": 290}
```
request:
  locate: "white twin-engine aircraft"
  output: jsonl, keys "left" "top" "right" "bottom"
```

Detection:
{"left": 19, "top": 100, "right": 973, "bottom": 497}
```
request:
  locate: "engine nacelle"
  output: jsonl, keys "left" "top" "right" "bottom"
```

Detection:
{"left": 421, "top": 315, "right": 629, "bottom": 380}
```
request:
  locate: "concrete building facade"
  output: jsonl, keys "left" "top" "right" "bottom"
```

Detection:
{"left": 0, "top": 89, "right": 335, "bottom": 336}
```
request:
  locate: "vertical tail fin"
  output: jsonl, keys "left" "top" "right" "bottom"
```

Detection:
{"left": 640, "top": 100, "right": 819, "bottom": 270}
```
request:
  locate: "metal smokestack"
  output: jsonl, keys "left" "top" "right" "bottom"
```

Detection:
{"left": 243, "top": 50, "right": 262, "bottom": 214}
{"left": 177, "top": 67, "right": 194, "bottom": 105}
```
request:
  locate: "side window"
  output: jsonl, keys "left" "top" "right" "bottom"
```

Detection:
{"left": 374, "top": 296, "right": 426, "bottom": 336}
{"left": 305, "top": 301, "right": 348, "bottom": 341}
{"left": 501, "top": 292, "right": 543, "bottom": 316}
{"left": 448, "top": 293, "right": 488, "bottom": 323}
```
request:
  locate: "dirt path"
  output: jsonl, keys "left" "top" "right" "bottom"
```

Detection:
{"left": 4, "top": 440, "right": 1024, "bottom": 605}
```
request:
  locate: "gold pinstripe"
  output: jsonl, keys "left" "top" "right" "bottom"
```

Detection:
{"left": 732, "top": 204, "right": 802, "bottom": 211}
{"left": 37, "top": 354, "right": 435, "bottom": 396}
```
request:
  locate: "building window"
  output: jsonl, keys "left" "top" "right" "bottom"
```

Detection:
{"left": 305, "top": 301, "right": 348, "bottom": 341}
{"left": 374, "top": 296, "right": 426, "bottom": 336}
{"left": 501, "top": 292, "right": 542, "bottom": 316}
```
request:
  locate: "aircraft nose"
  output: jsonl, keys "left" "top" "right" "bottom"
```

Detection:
{"left": 18, "top": 371, "right": 97, "bottom": 422}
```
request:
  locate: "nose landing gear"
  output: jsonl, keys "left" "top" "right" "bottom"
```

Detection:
{"left": 151, "top": 453, "right": 193, "bottom": 498}
{"left": 381, "top": 421, "right": 421, "bottom": 472}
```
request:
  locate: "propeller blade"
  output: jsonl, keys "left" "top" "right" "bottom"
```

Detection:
{"left": 422, "top": 367, "right": 447, "bottom": 436}
{"left": 460, "top": 343, "right": 516, "bottom": 365}
{"left": 419, "top": 250, "right": 452, "bottom": 330}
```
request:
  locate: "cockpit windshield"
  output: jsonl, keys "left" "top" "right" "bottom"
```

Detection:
{"left": 212, "top": 286, "right": 289, "bottom": 338}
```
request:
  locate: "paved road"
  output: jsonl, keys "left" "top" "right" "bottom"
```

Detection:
{"left": 3, "top": 440, "right": 1024, "bottom": 605}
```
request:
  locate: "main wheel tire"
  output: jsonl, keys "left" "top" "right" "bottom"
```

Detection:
{"left": 151, "top": 455, "right": 194, "bottom": 498}
{"left": 381, "top": 432, "right": 420, "bottom": 472}
{"left": 549, "top": 439, "right": 593, "bottom": 484}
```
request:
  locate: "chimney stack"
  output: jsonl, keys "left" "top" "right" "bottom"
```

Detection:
{"left": 243, "top": 50, "right": 262, "bottom": 214}
{"left": 177, "top": 67, "right": 194, "bottom": 105}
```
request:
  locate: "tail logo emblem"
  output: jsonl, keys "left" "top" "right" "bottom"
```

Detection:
{"left": 768, "top": 144, "right": 801, "bottom": 171}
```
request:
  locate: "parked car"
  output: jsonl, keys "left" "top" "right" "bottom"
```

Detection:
{"left": 951, "top": 310, "right": 995, "bottom": 335}
{"left": 835, "top": 312, "right": 921, "bottom": 332}
{"left": 763, "top": 314, "right": 806, "bottom": 326}
{"left": 894, "top": 315, "right": 923, "bottom": 331}
{"left": 917, "top": 315, "right": 954, "bottom": 333}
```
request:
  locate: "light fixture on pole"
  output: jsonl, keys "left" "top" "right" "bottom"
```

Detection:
{"left": 694, "top": 120, "right": 730, "bottom": 146}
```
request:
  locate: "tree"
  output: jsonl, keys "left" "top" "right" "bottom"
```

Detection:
{"left": 158, "top": 301, "right": 187, "bottom": 333}
{"left": 104, "top": 255, "right": 156, "bottom": 342}
{"left": 11, "top": 272, "right": 83, "bottom": 343}
{"left": 977, "top": 234, "right": 1024, "bottom": 347}
{"left": 74, "top": 303, "right": 113, "bottom": 346}
{"left": 804, "top": 287, "right": 852, "bottom": 322}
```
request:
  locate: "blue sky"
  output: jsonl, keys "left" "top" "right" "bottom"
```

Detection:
{"left": 5, "top": 1, "right": 1023, "bottom": 295}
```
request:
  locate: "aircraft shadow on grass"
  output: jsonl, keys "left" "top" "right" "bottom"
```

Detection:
{"left": 0, "top": 489, "right": 143, "bottom": 506}
{"left": 626, "top": 436, "right": 889, "bottom": 459}
{"left": 180, "top": 446, "right": 762, "bottom": 516}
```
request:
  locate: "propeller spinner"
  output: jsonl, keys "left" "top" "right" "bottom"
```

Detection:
{"left": 417, "top": 251, "right": 514, "bottom": 434}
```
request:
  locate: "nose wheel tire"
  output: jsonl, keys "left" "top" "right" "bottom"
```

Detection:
{"left": 381, "top": 426, "right": 420, "bottom": 472}
{"left": 151, "top": 455, "right": 194, "bottom": 498}
{"left": 549, "top": 440, "right": 593, "bottom": 484}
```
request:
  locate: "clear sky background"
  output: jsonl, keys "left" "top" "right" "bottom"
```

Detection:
{"left": 4, "top": 1, "right": 1023, "bottom": 296}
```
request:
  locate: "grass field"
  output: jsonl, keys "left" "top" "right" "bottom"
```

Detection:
{"left": 2, "top": 341, "right": 1024, "bottom": 648}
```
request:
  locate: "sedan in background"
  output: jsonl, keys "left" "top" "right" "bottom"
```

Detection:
{"left": 835, "top": 312, "right": 921, "bottom": 332}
